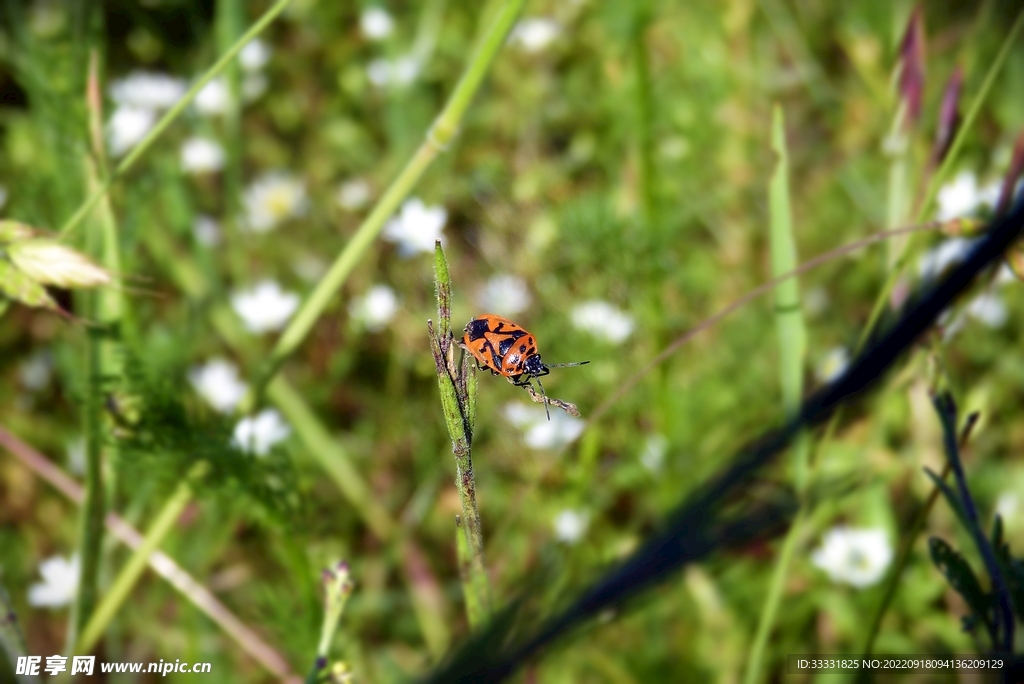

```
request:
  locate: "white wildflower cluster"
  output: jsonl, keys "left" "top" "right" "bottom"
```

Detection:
{"left": 478, "top": 274, "right": 531, "bottom": 316}
{"left": 242, "top": 172, "right": 308, "bottom": 232}
{"left": 571, "top": 301, "right": 634, "bottom": 344}
{"left": 232, "top": 409, "right": 291, "bottom": 457}
{"left": 230, "top": 279, "right": 300, "bottom": 334}
{"left": 349, "top": 284, "right": 399, "bottom": 332}
{"left": 811, "top": 526, "right": 893, "bottom": 588}
{"left": 815, "top": 347, "right": 850, "bottom": 384}
{"left": 503, "top": 402, "right": 584, "bottom": 450}
{"left": 359, "top": 7, "right": 422, "bottom": 88}
{"left": 28, "top": 554, "right": 80, "bottom": 608}
{"left": 188, "top": 358, "right": 291, "bottom": 457}
{"left": 107, "top": 37, "right": 271, "bottom": 164}
{"left": 553, "top": 509, "right": 589, "bottom": 544}
{"left": 382, "top": 198, "right": 446, "bottom": 256}
{"left": 509, "top": 18, "right": 562, "bottom": 53}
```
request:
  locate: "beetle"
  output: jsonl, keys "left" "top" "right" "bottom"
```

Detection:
{"left": 461, "top": 314, "right": 589, "bottom": 419}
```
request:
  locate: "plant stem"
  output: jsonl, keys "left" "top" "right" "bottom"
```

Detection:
{"left": 75, "top": 462, "right": 207, "bottom": 655}
{"left": 244, "top": 0, "right": 526, "bottom": 406}
{"left": 58, "top": 0, "right": 292, "bottom": 238}
{"left": 430, "top": 243, "right": 490, "bottom": 627}
{"left": 0, "top": 426, "right": 298, "bottom": 681}
{"left": 743, "top": 105, "right": 808, "bottom": 684}
{"left": 630, "top": 9, "right": 655, "bottom": 227}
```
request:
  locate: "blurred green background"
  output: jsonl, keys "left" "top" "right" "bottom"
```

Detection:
{"left": 1, "top": 0, "right": 1024, "bottom": 681}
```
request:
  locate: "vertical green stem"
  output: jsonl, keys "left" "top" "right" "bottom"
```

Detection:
{"left": 631, "top": 12, "right": 655, "bottom": 227}
{"left": 743, "top": 105, "right": 808, "bottom": 684}
{"left": 244, "top": 0, "right": 527, "bottom": 406}
{"left": 431, "top": 243, "right": 490, "bottom": 627}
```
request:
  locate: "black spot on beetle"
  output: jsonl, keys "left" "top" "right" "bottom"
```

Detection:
{"left": 466, "top": 319, "right": 490, "bottom": 341}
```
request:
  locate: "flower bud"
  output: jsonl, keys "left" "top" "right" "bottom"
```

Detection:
{"left": 7, "top": 239, "right": 110, "bottom": 288}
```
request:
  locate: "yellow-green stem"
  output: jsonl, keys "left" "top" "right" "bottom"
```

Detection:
{"left": 75, "top": 463, "right": 206, "bottom": 654}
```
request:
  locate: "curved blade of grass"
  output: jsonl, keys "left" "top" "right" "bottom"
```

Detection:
{"left": 743, "top": 105, "right": 809, "bottom": 684}
{"left": 58, "top": 0, "right": 292, "bottom": 238}
{"left": 244, "top": 0, "right": 527, "bottom": 406}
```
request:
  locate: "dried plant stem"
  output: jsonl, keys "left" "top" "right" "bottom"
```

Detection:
{"left": 244, "top": 0, "right": 526, "bottom": 406}
{"left": 0, "top": 428, "right": 298, "bottom": 681}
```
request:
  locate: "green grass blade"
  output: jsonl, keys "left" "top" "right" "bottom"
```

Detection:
{"left": 743, "top": 105, "right": 809, "bottom": 684}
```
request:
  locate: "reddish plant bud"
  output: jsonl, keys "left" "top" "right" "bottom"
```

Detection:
{"left": 931, "top": 66, "right": 963, "bottom": 165}
{"left": 898, "top": 5, "right": 926, "bottom": 126}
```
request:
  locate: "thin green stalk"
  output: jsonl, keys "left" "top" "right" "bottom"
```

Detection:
{"left": 75, "top": 463, "right": 206, "bottom": 654}
{"left": 67, "top": 56, "right": 129, "bottom": 651}
{"left": 743, "top": 105, "right": 808, "bottom": 684}
{"left": 244, "top": 0, "right": 527, "bottom": 406}
{"left": 630, "top": 11, "right": 655, "bottom": 226}
{"left": 58, "top": 0, "right": 292, "bottom": 238}
{"left": 430, "top": 243, "right": 489, "bottom": 628}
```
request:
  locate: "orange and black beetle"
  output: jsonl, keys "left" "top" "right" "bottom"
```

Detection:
{"left": 462, "top": 314, "right": 589, "bottom": 419}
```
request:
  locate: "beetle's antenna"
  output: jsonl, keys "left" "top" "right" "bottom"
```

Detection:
{"left": 535, "top": 377, "right": 551, "bottom": 420}
{"left": 544, "top": 360, "right": 590, "bottom": 369}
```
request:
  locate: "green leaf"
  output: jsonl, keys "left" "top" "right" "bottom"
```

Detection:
{"left": 928, "top": 537, "right": 995, "bottom": 646}
{"left": 0, "top": 259, "right": 58, "bottom": 310}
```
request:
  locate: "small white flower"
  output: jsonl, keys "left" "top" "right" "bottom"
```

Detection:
{"left": 180, "top": 137, "right": 225, "bottom": 174}
{"left": 232, "top": 409, "right": 291, "bottom": 456}
{"left": 239, "top": 38, "right": 271, "bottom": 72}
{"left": 510, "top": 18, "right": 562, "bottom": 53}
{"left": 189, "top": 358, "right": 249, "bottom": 413}
{"left": 18, "top": 350, "right": 53, "bottom": 391}
{"left": 918, "top": 238, "right": 977, "bottom": 280}
{"left": 360, "top": 7, "right": 395, "bottom": 40}
{"left": 996, "top": 492, "right": 1019, "bottom": 520}
{"left": 966, "top": 292, "right": 1007, "bottom": 328}
{"left": 571, "top": 301, "right": 634, "bottom": 344}
{"left": 28, "top": 554, "right": 79, "bottom": 608}
{"left": 231, "top": 279, "right": 301, "bottom": 334}
{"left": 553, "top": 509, "right": 589, "bottom": 543}
{"left": 195, "top": 77, "right": 230, "bottom": 115}
{"left": 935, "top": 172, "right": 999, "bottom": 222}
{"left": 242, "top": 73, "right": 268, "bottom": 102}
{"left": 478, "top": 274, "right": 531, "bottom": 316}
{"left": 816, "top": 346, "right": 850, "bottom": 384}
{"left": 109, "top": 71, "right": 186, "bottom": 110}
{"left": 382, "top": 197, "right": 446, "bottom": 256}
{"left": 192, "top": 215, "right": 221, "bottom": 246}
{"left": 349, "top": 284, "right": 399, "bottom": 332}
{"left": 639, "top": 433, "right": 668, "bottom": 472}
{"left": 242, "top": 172, "right": 308, "bottom": 232}
{"left": 811, "top": 526, "right": 893, "bottom": 588}
{"left": 504, "top": 403, "right": 584, "bottom": 450}
{"left": 366, "top": 55, "right": 421, "bottom": 87}
{"left": 337, "top": 179, "right": 372, "bottom": 211}
{"left": 107, "top": 105, "right": 156, "bottom": 157}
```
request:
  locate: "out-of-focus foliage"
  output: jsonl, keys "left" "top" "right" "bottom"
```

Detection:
{"left": 1, "top": 0, "right": 1023, "bottom": 681}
